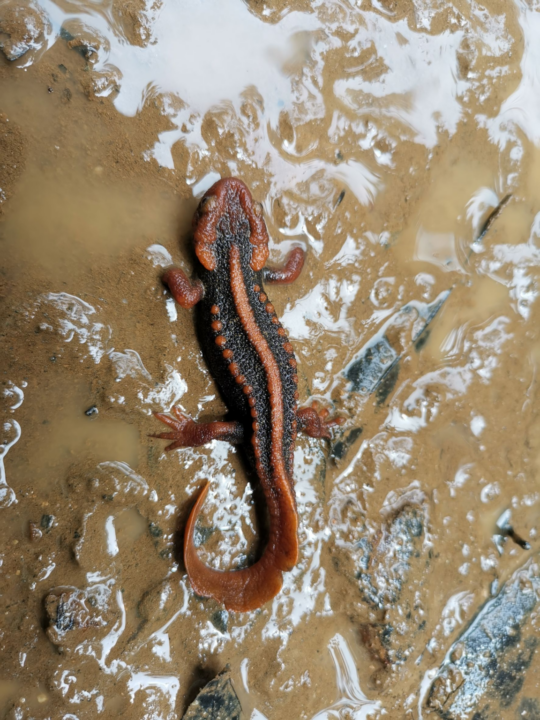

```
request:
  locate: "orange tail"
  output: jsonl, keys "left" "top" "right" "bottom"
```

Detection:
{"left": 184, "top": 482, "right": 293, "bottom": 612}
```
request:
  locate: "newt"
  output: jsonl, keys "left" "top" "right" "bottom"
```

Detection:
{"left": 153, "top": 178, "right": 343, "bottom": 612}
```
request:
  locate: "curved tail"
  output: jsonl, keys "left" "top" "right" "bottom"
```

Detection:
{"left": 184, "top": 482, "right": 296, "bottom": 612}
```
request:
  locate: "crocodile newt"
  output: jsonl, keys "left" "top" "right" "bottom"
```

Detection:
{"left": 153, "top": 177, "right": 343, "bottom": 612}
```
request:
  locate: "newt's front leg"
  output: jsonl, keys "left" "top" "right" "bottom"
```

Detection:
{"left": 297, "top": 401, "right": 345, "bottom": 439}
{"left": 263, "top": 247, "right": 305, "bottom": 285}
{"left": 152, "top": 407, "right": 244, "bottom": 451}
{"left": 163, "top": 267, "right": 204, "bottom": 308}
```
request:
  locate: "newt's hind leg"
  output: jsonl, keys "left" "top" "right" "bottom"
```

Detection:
{"left": 151, "top": 407, "right": 244, "bottom": 451}
{"left": 263, "top": 247, "right": 305, "bottom": 285}
{"left": 297, "top": 401, "right": 345, "bottom": 439}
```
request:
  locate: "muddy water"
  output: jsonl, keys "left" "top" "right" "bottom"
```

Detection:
{"left": 1, "top": 0, "right": 540, "bottom": 718}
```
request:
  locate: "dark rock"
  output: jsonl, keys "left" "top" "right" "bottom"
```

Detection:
{"left": 375, "top": 360, "right": 400, "bottom": 405}
{"left": 332, "top": 426, "right": 363, "bottom": 461}
{"left": 358, "top": 505, "right": 425, "bottom": 609}
{"left": 356, "top": 496, "right": 430, "bottom": 669}
{"left": 344, "top": 334, "right": 398, "bottom": 395}
{"left": 210, "top": 610, "right": 229, "bottom": 634}
{"left": 40, "top": 514, "right": 54, "bottom": 531}
{"left": 44, "top": 587, "right": 112, "bottom": 649}
{"left": 426, "top": 556, "right": 540, "bottom": 718}
{"left": 343, "top": 291, "right": 450, "bottom": 397}
{"left": 182, "top": 668, "right": 242, "bottom": 720}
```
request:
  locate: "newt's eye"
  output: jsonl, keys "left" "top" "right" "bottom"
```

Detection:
{"left": 199, "top": 195, "right": 217, "bottom": 214}
{"left": 252, "top": 201, "right": 264, "bottom": 218}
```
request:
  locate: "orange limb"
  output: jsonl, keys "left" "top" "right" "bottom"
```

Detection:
{"left": 263, "top": 247, "right": 305, "bottom": 285}
{"left": 163, "top": 267, "right": 204, "bottom": 309}
{"left": 297, "top": 400, "right": 345, "bottom": 439}
{"left": 151, "top": 407, "right": 244, "bottom": 451}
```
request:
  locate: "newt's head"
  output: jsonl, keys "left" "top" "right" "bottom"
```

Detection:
{"left": 193, "top": 177, "right": 269, "bottom": 272}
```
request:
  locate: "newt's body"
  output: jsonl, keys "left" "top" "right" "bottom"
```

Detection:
{"left": 153, "top": 178, "right": 342, "bottom": 612}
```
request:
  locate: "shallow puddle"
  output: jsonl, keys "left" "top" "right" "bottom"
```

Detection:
{"left": 1, "top": 0, "right": 540, "bottom": 718}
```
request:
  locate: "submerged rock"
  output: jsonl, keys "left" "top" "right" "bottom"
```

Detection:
{"left": 183, "top": 668, "right": 242, "bottom": 720}
{"left": 345, "top": 333, "right": 398, "bottom": 397}
{"left": 332, "top": 426, "right": 363, "bottom": 462}
{"left": 343, "top": 290, "right": 450, "bottom": 400}
{"left": 138, "top": 577, "right": 178, "bottom": 624}
{"left": 358, "top": 505, "right": 425, "bottom": 609}
{"left": 426, "top": 556, "right": 540, "bottom": 718}
{"left": 353, "top": 490, "right": 431, "bottom": 670}
{"left": 44, "top": 586, "right": 112, "bottom": 650}
{"left": 0, "top": 2, "right": 47, "bottom": 61}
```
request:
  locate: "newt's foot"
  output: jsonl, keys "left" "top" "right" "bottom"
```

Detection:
{"left": 297, "top": 401, "right": 345, "bottom": 439}
{"left": 151, "top": 407, "right": 244, "bottom": 450}
{"left": 151, "top": 407, "right": 194, "bottom": 450}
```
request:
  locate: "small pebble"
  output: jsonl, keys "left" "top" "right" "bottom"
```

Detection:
{"left": 29, "top": 522, "right": 42, "bottom": 542}
{"left": 40, "top": 515, "right": 54, "bottom": 530}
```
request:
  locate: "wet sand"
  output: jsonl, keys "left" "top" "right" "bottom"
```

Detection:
{"left": 1, "top": 1, "right": 539, "bottom": 718}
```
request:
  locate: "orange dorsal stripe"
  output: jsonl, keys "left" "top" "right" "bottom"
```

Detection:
{"left": 182, "top": 245, "right": 299, "bottom": 611}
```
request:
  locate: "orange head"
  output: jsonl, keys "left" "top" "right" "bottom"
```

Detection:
{"left": 192, "top": 177, "right": 270, "bottom": 272}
